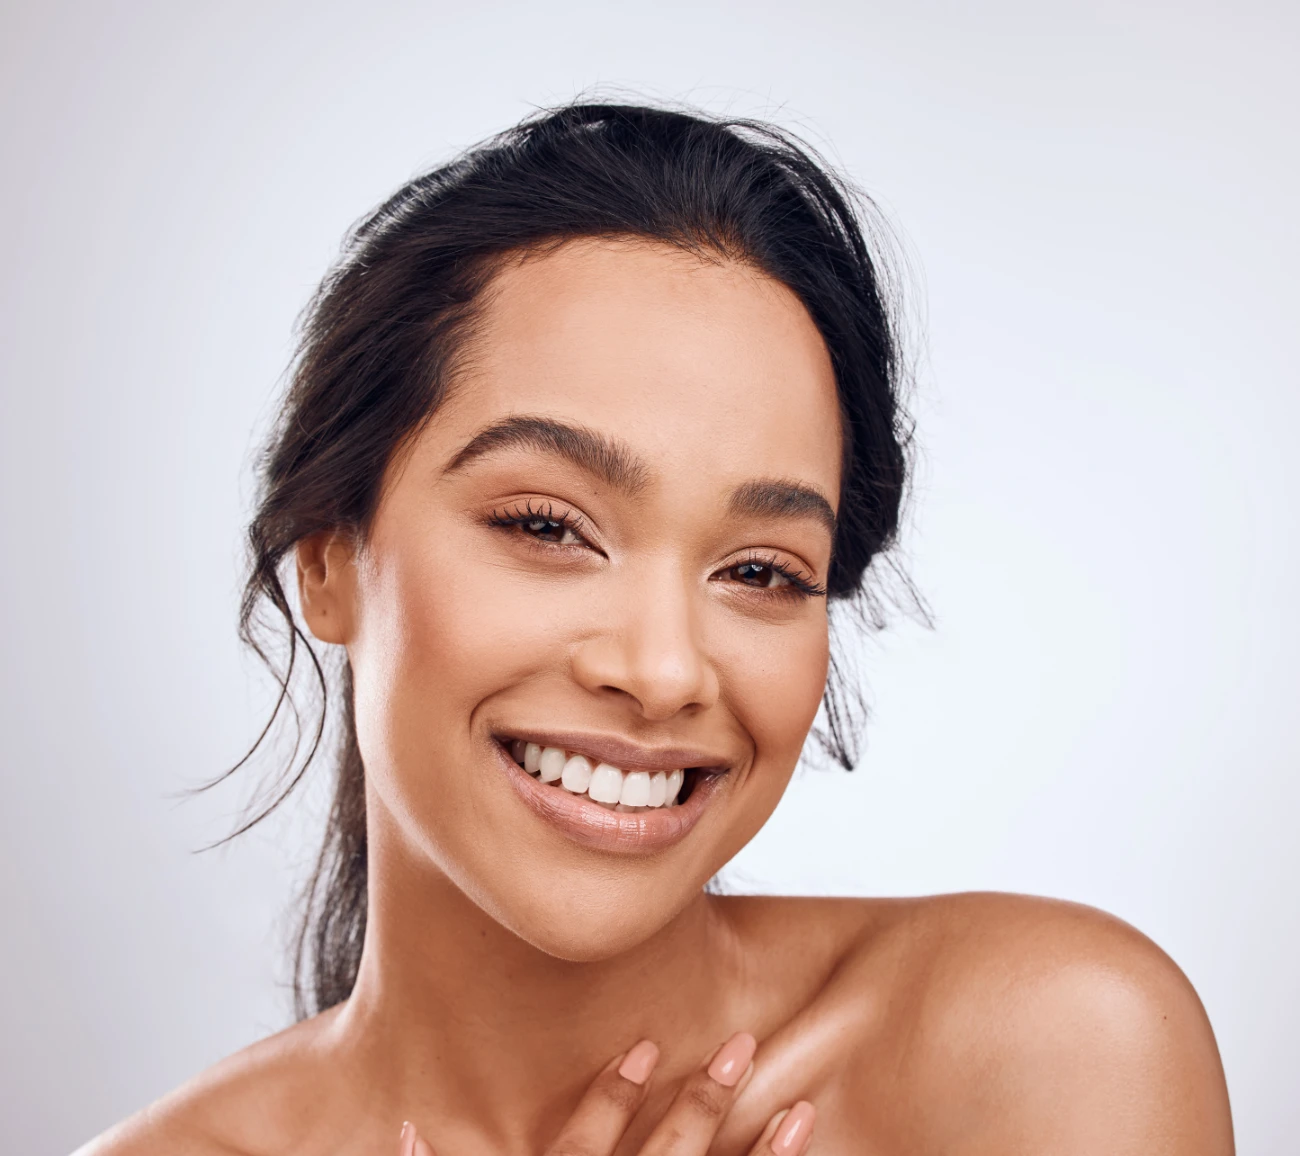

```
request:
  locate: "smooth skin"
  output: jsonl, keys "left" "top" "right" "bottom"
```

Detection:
{"left": 80, "top": 240, "right": 1233, "bottom": 1155}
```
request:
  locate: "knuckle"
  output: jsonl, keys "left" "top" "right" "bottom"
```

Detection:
{"left": 654, "top": 1124, "right": 688, "bottom": 1151}
{"left": 593, "top": 1071, "right": 643, "bottom": 1113}
{"left": 682, "top": 1074, "right": 729, "bottom": 1121}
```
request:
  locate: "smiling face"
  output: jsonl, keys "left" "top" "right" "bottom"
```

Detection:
{"left": 301, "top": 239, "right": 843, "bottom": 960}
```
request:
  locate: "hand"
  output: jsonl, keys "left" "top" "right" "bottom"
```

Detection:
{"left": 397, "top": 1031, "right": 815, "bottom": 1156}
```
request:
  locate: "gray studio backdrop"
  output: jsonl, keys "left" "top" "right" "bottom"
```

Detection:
{"left": 2, "top": 1, "right": 1296, "bottom": 1151}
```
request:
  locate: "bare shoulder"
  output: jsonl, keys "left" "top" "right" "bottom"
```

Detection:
{"left": 73, "top": 1008, "right": 348, "bottom": 1156}
{"left": 832, "top": 892, "right": 1234, "bottom": 1154}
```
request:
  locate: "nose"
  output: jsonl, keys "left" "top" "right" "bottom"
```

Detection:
{"left": 569, "top": 564, "right": 720, "bottom": 722}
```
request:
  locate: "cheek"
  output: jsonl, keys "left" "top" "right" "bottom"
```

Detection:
{"left": 349, "top": 518, "right": 601, "bottom": 825}
{"left": 717, "top": 616, "right": 830, "bottom": 785}
{"left": 350, "top": 539, "right": 546, "bottom": 762}
{"left": 689, "top": 613, "right": 829, "bottom": 872}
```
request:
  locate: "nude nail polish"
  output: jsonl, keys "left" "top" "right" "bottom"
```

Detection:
{"left": 398, "top": 1121, "right": 416, "bottom": 1156}
{"left": 771, "top": 1100, "right": 815, "bottom": 1155}
{"left": 707, "top": 1031, "right": 757, "bottom": 1087}
{"left": 413, "top": 1134, "right": 437, "bottom": 1156}
{"left": 618, "top": 1039, "right": 660, "bottom": 1085}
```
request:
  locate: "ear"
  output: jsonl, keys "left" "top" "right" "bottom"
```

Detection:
{"left": 296, "top": 530, "right": 358, "bottom": 645}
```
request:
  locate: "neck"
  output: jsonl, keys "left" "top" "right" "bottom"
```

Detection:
{"left": 332, "top": 801, "right": 749, "bottom": 1149}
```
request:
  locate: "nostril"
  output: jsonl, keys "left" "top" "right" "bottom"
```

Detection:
{"left": 569, "top": 633, "right": 720, "bottom": 720}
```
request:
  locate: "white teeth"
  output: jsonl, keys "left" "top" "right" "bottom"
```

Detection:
{"left": 648, "top": 772, "right": 667, "bottom": 808}
{"left": 588, "top": 763, "right": 624, "bottom": 805}
{"left": 538, "top": 747, "right": 566, "bottom": 783}
{"left": 620, "top": 771, "right": 651, "bottom": 807}
{"left": 667, "top": 768, "right": 684, "bottom": 804}
{"left": 509, "top": 740, "right": 692, "bottom": 810}
{"left": 560, "top": 755, "right": 593, "bottom": 794}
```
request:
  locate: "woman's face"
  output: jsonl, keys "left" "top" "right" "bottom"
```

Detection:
{"left": 313, "top": 239, "right": 842, "bottom": 960}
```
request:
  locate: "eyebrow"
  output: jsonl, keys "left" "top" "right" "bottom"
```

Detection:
{"left": 727, "top": 478, "right": 838, "bottom": 536}
{"left": 445, "top": 414, "right": 836, "bottom": 534}
{"left": 444, "top": 415, "right": 650, "bottom": 493}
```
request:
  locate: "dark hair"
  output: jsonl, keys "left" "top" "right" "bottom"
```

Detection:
{"left": 228, "top": 101, "right": 914, "bottom": 1019}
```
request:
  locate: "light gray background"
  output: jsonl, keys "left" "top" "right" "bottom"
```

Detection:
{"left": 2, "top": 1, "right": 1296, "bottom": 1151}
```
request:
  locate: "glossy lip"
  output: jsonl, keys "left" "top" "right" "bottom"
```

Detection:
{"left": 492, "top": 740, "right": 731, "bottom": 854}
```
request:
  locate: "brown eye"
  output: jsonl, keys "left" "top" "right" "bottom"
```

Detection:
{"left": 727, "top": 561, "right": 790, "bottom": 588}
{"left": 488, "top": 501, "right": 595, "bottom": 550}
{"left": 522, "top": 517, "right": 580, "bottom": 545}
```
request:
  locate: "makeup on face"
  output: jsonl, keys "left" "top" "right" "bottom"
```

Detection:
{"left": 347, "top": 240, "right": 841, "bottom": 955}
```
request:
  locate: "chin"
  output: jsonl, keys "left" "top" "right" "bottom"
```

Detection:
{"left": 481, "top": 877, "right": 704, "bottom": 963}
{"left": 519, "top": 925, "right": 660, "bottom": 964}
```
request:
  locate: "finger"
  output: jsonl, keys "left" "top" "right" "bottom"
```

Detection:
{"left": 398, "top": 1122, "right": 439, "bottom": 1156}
{"left": 747, "top": 1109, "right": 787, "bottom": 1154}
{"left": 639, "top": 1031, "right": 758, "bottom": 1155}
{"left": 398, "top": 1121, "right": 417, "bottom": 1156}
{"left": 542, "top": 1039, "right": 660, "bottom": 1156}
{"left": 748, "top": 1102, "right": 815, "bottom": 1156}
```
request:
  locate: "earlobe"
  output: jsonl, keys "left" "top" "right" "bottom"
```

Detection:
{"left": 296, "top": 530, "right": 357, "bottom": 645}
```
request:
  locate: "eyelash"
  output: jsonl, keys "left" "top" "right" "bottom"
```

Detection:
{"left": 723, "top": 553, "right": 828, "bottom": 599}
{"left": 487, "top": 499, "right": 591, "bottom": 545}
{"left": 486, "top": 500, "right": 826, "bottom": 599}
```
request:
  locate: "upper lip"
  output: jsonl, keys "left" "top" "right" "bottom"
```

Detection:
{"left": 492, "top": 729, "right": 733, "bottom": 774}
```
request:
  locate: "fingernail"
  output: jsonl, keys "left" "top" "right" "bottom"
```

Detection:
{"left": 771, "top": 1100, "right": 815, "bottom": 1155}
{"left": 618, "top": 1039, "right": 660, "bottom": 1085}
{"left": 707, "top": 1031, "right": 757, "bottom": 1087}
{"left": 398, "top": 1122, "right": 416, "bottom": 1156}
{"left": 413, "top": 1133, "right": 437, "bottom": 1156}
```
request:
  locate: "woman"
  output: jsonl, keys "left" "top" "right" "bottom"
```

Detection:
{"left": 82, "top": 102, "right": 1233, "bottom": 1155}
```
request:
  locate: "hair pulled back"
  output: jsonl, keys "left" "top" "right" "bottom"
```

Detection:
{"left": 234, "top": 101, "right": 913, "bottom": 1018}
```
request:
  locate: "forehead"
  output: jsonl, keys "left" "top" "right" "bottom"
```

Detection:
{"left": 439, "top": 239, "right": 842, "bottom": 502}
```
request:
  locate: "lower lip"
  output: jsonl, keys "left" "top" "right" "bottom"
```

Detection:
{"left": 495, "top": 744, "right": 727, "bottom": 854}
